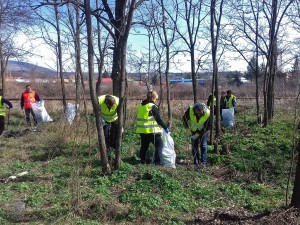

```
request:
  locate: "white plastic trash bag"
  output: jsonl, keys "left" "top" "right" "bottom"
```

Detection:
{"left": 161, "top": 130, "right": 176, "bottom": 168}
{"left": 65, "top": 103, "right": 79, "bottom": 124}
{"left": 31, "top": 100, "right": 53, "bottom": 124}
{"left": 222, "top": 108, "right": 235, "bottom": 128}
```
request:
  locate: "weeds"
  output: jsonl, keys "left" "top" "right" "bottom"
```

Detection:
{"left": 0, "top": 101, "right": 297, "bottom": 224}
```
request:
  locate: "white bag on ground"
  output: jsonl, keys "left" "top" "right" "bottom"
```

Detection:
{"left": 222, "top": 108, "right": 235, "bottom": 128}
{"left": 65, "top": 103, "right": 79, "bottom": 124}
{"left": 161, "top": 130, "right": 176, "bottom": 168}
{"left": 31, "top": 100, "right": 53, "bottom": 124}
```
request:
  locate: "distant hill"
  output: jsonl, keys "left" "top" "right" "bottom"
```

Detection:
{"left": 6, "top": 60, "right": 57, "bottom": 78}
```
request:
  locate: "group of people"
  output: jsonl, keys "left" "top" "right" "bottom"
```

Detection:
{"left": 0, "top": 85, "right": 236, "bottom": 170}
{"left": 207, "top": 90, "right": 236, "bottom": 117}
{"left": 0, "top": 85, "right": 40, "bottom": 139}
{"left": 100, "top": 89, "right": 236, "bottom": 170}
{"left": 98, "top": 91, "right": 169, "bottom": 165}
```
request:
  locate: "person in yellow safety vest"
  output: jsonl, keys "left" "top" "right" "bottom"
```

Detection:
{"left": 224, "top": 90, "right": 236, "bottom": 109}
{"left": 20, "top": 85, "right": 41, "bottom": 127}
{"left": 206, "top": 91, "right": 217, "bottom": 115}
{"left": 136, "top": 90, "right": 169, "bottom": 165}
{"left": 0, "top": 89, "right": 13, "bottom": 136}
{"left": 182, "top": 102, "right": 211, "bottom": 170}
{"left": 98, "top": 94, "right": 119, "bottom": 161}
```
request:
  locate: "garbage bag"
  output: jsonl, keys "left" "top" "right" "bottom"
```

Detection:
{"left": 161, "top": 130, "right": 176, "bottom": 168}
{"left": 65, "top": 103, "right": 79, "bottom": 124}
{"left": 31, "top": 100, "right": 53, "bottom": 124}
{"left": 222, "top": 108, "right": 235, "bottom": 128}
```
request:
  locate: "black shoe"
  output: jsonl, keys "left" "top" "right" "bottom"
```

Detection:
{"left": 200, "top": 163, "right": 206, "bottom": 170}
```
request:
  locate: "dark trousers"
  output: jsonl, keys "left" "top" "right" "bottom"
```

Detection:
{"left": 0, "top": 116, "right": 4, "bottom": 135}
{"left": 139, "top": 133, "right": 163, "bottom": 164}
{"left": 103, "top": 122, "right": 118, "bottom": 158}
{"left": 25, "top": 108, "right": 37, "bottom": 126}
{"left": 192, "top": 131, "right": 209, "bottom": 165}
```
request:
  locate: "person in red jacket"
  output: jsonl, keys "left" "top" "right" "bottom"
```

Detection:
{"left": 20, "top": 85, "right": 40, "bottom": 126}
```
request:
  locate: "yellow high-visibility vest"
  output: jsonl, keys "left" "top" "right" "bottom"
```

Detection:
{"left": 188, "top": 106, "right": 210, "bottom": 132}
{"left": 136, "top": 103, "right": 162, "bottom": 134}
{"left": 225, "top": 95, "right": 236, "bottom": 108}
{"left": 0, "top": 96, "right": 5, "bottom": 116}
{"left": 98, "top": 95, "right": 119, "bottom": 122}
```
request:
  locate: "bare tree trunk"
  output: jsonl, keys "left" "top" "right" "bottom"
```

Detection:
{"left": 54, "top": 1, "right": 67, "bottom": 112}
{"left": 161, "top": 0, "right": 172, "bottom": 126}
{"left": 85, "top": 0, "right": 111, "bottom": 174}
{"left": 74, "top": 7, "right": 90, "bottom": 138}
{"left": 0, "top": 43, "right": 3, "bottom": 90}
{"left": 262, "top": 0, "right": 293, "bottom": 126}
{"left": 101, "top": 0, "right": 139, "bottom": 169}
{"left": 210, "top": 0, "right": 223, "bottom": 144}
{"left": 0, "top": 43, "right": 8, "bottom": 94}
{"left": 95, "top": 0, "right": 109, "bottom": 96}
{"left": 173, "top": 0, "right": 205, "bottom": 104}
{"left": 252, "top": 0, "right": 260, "bottom": 124}
{"left": 291, "top": 139, "right": 300, "bottom": 208}
{"left": 0, "top": 57, "right": 6, "bottom": 92}
{"left": 209, "top": 0, "right": 216, "bottom": 145}
{"left": 67, "top": 2, "right": 82, "bottom": 120}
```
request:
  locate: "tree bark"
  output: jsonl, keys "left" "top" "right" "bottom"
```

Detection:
{"left": 85, "top": 0, "right": 111, "bottom": 174}
{"left": 291, "top": 140, "right": 300, "bottom": 208}
{"left": 54, "top": 1, "right": 67, "bottom": 112}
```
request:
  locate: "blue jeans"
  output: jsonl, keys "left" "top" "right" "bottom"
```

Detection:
{"left": 191, "top": 131, "right": 208, "bottom": 165}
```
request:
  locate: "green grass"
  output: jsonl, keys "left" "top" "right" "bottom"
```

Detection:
{"left": 0, "top": 107, "right": 297, "bottom": 224}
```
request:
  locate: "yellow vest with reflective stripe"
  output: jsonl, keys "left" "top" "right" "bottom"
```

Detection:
{"left": 98, "top": 95, "right": 119, "bottom": 122}
{"left": 136, "top": 103, "right": 162, "bottom": 134}
{"left": 208, "top": 95, "right": 216, "bottom": 109}
{"left": 188, "top": 106, "right": 210, "bottom": 132}
{"left": 225, "top": 95, "right": 236, "bottom": 108}
{"left": 0, "top": 96, "right": 5, "bottom": 117}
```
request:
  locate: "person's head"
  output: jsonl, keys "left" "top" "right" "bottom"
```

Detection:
{"left": 221, "top": 91, "right": 226, "bottom": 97}
{"left": 193, "top": 102, "right": 207, "bottom": 116}
{"left": 105, "top": 95, "right": 116, "bottom": 108}
{"left": 227, "top": 90, "right": 232, "bottom": 97}
{"left": 147, "top": 90, "right": 158, "bottom": 102}
{"left": 26, "top": 85, "right": 32, "bottom": 92}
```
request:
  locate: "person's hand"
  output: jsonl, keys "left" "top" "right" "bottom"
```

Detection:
{"left": 190, "top": 135, "right": 196, "bottom": 142}
{"left": 165, "top": 128, "right": 170, "bottom": 134}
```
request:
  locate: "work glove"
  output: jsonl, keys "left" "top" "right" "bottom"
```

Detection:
{"left": 164, "top": 128, "right": 170, "bottom": 134}
{"left": 190, "top": 135, "right": 197, "bottom": 142}
{"left": 102, "top": 118, "right": 107, "bottom": 126}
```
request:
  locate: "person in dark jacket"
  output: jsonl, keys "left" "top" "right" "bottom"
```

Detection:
{"left": 224, "top": 90, "right": 236, "bottom": 109}
{"left": 207, "top": 91, "right": 217, "bottom": 115}
{"left": 182, "top": 102, "right": 211, "bottom": 170}
{"left": 136, "top": 90, "right": 169, "bottom": 165}
{"left": 20, "top": 85, "right": 40, "bottom": 126}
{"left": 220, "top": 91, "right": 226, "bottom": 120}
{"left": 0, "top": 89, "right": 13, "bottom": 136}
